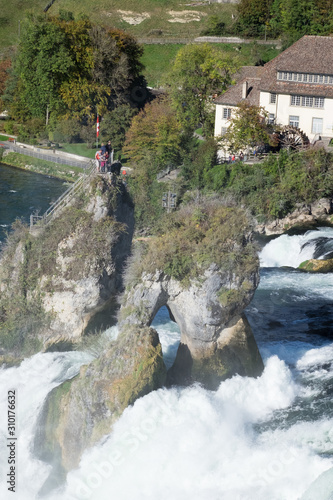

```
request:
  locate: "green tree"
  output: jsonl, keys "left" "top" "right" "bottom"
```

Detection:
{"left": 7, "top": 16, "right": 74, "bottom": 120}
{"left": 220, "top": 102, "right": 272, "bottom": 152}
{"left": 236, "top": 0, "right": 274, "bottom": 37}
{"left": 167, "top": 44, "right": 239, "bottom": 136}
{"left": 99, "top": 104, "right": 137, "bottom": 151}
{"left": 4, "top": 14, "right": 145, "bottom": 124}
{"left": 0, "top": 59, "right": 11, "bottom": 112}
{"left": 123, "top": 97, "right": 182, "bottom": 168}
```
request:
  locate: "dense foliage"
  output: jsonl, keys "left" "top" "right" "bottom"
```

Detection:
{"left": 236, "top": 0, "right": 333, "bottom": 43}
{"left": 2, "top": 13, "right": 145, "bottom": 124}
{"left": 219, "top": 102, "right": 275, "bottom": 153}
{"left": 202, "top": 148, "right": 333, "bottom": 220}
{"left": 167, "top": 44, "right": 240, "bottom": 136}
{"left": 129, "top": 196, "right": 258, "bottom": 286}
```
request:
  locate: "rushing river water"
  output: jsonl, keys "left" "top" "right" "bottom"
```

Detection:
{"left": 0, "top": 165, "right": 333, "bottom": 499}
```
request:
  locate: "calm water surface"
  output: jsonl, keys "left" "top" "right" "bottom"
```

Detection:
{"left": 0, "top": 163, "right": 68, "bottom": 242}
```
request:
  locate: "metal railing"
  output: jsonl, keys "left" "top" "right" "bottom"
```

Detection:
{"left": 30, "top": 160, "right": 97, "bottom": 228}
{"left": 6, "top": 143, "right": 91, "bottom": 169}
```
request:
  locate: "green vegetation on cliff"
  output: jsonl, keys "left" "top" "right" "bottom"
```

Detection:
{"left": 126, "top": 196, "right": 258, "bottom": 288}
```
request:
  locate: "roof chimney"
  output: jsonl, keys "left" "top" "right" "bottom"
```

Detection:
{"left": 242, "top": 81, "right": 248, "bottom": 99}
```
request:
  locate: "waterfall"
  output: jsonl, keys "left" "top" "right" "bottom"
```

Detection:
{"left": 259, "top": 227, "right": 333, "bottom": 268}
{"left": 1, "top": 230, "right": 333, "bottom": 500}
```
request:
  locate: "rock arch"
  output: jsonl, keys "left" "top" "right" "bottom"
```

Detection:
{"left": 119, "top": 267, "right": 264, "bottom": 390}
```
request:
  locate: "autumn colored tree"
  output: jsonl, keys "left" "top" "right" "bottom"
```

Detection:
{"left": 3, "top": 13, "right": 145, "bottom": 123}
{"left": 220, "top": 102, "right": 273, "bottom": 152}
{"left": 167, "top": 44, "right": 239, "bottom": 137}
{"left": 123, "top": 97, "right": 183, "bottom": 168}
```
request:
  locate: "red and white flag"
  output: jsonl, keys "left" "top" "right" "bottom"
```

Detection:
{"left": 96, "top": 115, "right": 99, "bottom": 138}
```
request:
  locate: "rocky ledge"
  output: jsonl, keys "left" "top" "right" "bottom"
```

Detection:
{"left": 256, "top": 198, "right": 333, "bottom": 236}
{"left": 299, "top": 258, "right": 333, "bottom": 273}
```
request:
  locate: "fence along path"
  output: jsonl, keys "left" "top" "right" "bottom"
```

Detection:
{"left": 30, "top": 160, "right": 96, "bottom": 228}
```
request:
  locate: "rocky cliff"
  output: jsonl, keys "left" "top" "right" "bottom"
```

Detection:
{"left": 35, "top": 325, "right": 166, "bottom": 472}
{"left": 0, "top": 175, "right": 134, "bottom": 361}
{"left": 256, "top": 198, "right": 333, "bottom": 235}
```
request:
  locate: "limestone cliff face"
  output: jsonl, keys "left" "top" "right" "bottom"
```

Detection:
{"left": 35, "top": 326, "right": 166, "bottom": 471}
{"left": 0, "top": 176, "right": 134, "bottom": 359}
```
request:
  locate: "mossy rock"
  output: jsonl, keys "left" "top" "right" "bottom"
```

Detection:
{"left": 299, "top": 259, "right": 333, "bottom": 273}
{"left": 37, "top": 325, "right": 166, "bottom": 471}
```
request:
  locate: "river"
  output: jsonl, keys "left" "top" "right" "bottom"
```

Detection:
{"left": 0, "top": 162, "right": 68, "bottom": 243}
{"left": 0, "top": 166, "right": 333, "bottom": 499}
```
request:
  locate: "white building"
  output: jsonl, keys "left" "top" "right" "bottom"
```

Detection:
{"left": 214, "top": 36, "right": 333, "bottom": 144}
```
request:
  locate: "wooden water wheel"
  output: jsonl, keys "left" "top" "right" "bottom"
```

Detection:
{"left": 279, "top": 126, "right": 309, "bottom": 150}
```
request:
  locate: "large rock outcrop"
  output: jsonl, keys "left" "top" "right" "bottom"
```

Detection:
{"left": 0, "top": 176, "right": 134, "bottom": 361}
{"left": 35, "top": 325, "right": 166, "bottom": 472}
{"left": 256, "top": 198, "right": 333, "bottom": 235}
{"left": 119, "top": 198, "right": 263, "bottom": 389}
{"left": 35, "top": 196, "right": 264, "bottom": 478}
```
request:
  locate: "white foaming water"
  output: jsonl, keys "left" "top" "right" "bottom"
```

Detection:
{"left": 45, "top": 356, "right": 331, "bottom": 500}
{"left": 151, "top": 307, "right": 180, "bottom": 369}
{"left": 0, "top": 351, "right": 93, "bottom": 500}
{"left": 259, "top": 227, "right": 333, "bottom": 268}
{"left": 258, "top": 268, "right": 333, "bottom": 299}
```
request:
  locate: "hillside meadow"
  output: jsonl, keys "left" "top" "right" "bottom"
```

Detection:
{"left": 1, "top": 0, "right": 237, "bottom": 51}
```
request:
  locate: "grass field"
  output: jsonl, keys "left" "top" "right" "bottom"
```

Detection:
{"left": 1, "top": 1, "right": 281, "bottom": 89}
{"left": 142, "top": 42, "right": 280, "bottom": 87}
{"left": 60, "top": 143, "right": 97, "bottom": 159}
{"left": 0, "top": 0, "right": 237, "bottom": 53}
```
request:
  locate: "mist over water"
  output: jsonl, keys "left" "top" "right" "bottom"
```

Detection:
{"left": 1, "top": 164, "right": 333, "bottom": 500}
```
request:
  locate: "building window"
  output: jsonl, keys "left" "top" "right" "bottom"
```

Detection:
{"left": 289, "top": 115, "right": 299, "bottom": 128}
{"left": 268, "top": 113, "right": 275, "bottom": 124}
{"left": 314, "top": 97, "right": 324, "bottom": 108}
{"left": 270, "top": 93, "right": 277, "bottom": 104}
{"left": 221, "top": 127, "right": 227, "bottom": 135}
{"left": 291, "top": 95, "right": 324, "bottom": 108}
{"left": 278, "top": 72, "right": 333, "bottom": 85}
{"left": 223, "top": 108, "right": 231, "bottom": 119}
{"left": 302, "top": 96, "right": 313, "bottom": 107}
{"left": 312, "top": 118, "right": 323, "bottom": 134}
{"left": 291, "top": 95, "right": 300, "bottom": 106}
